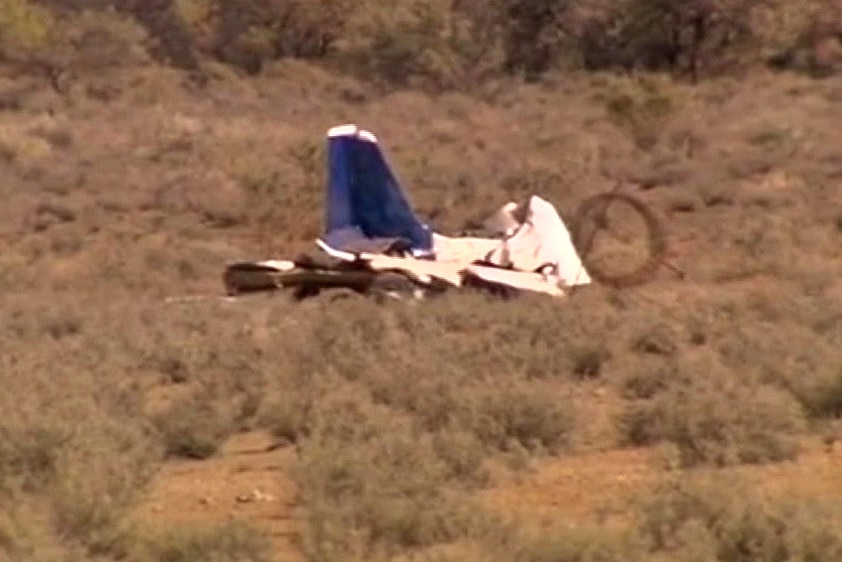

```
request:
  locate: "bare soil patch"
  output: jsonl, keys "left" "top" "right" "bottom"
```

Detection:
{"left": 131, "top": 431, "right": 303, "bottom": 562}
{"left": 485, "top": 437, "right": 842, "bottom": 529}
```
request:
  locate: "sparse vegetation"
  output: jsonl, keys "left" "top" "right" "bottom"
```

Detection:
{"left": 154, "top": 396, "right": 234, "bottom": 460}
{"left": 128, "top": 520, "right": 274, "bottom": 562}
{"left": 617, "top": 362, "right": 807, "bottom": 467}
{"left": 3, "top": 0, "right": 839, "bottom": 85}
{"left": 636, "top": 474, "right": 842, "bottom": 562}
{"left": 2, "top": 1, "right": 842, "bottom": 560}
{"left": 0, "top": 0, "right": 54, "bottom": 56}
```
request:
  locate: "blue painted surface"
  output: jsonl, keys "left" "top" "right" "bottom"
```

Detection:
{"left": 321, "top": 127, "right": 433, "bottom": 256}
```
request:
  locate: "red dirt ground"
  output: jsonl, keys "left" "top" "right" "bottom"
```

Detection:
{"left": 132, "top": 431, "right": 304, "bottom": 562}
{"left": 484, "top": 437, "right": 842, "bottom": 529}
{"left": 130, "top": 431, "right": 841, "bottom": 561}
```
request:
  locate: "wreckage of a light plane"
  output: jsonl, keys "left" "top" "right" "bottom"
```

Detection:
{"left": 223, "top": 124, "right": 669, "bottom": 301}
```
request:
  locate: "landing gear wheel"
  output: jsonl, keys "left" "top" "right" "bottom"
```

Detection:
{"left": 571, "top": 192, "right": 667, "bottom": 288}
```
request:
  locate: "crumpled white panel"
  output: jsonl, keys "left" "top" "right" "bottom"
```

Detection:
{"left": 487, "top": 195, "right": 591, "bottom": 287}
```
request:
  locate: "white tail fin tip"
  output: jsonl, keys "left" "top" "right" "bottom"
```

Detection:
{"left": 327, "top": 124, "right": 378, "bottom": 143}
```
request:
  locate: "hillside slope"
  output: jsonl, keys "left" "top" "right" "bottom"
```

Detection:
{"left": 2, "top": 52, "right": 842, "bottom": 561}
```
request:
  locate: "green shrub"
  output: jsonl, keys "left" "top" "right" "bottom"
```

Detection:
{"left": 617, "top": 361, "right": 674, "bottom": 401}
{"left": 494, "top": 0, "right": 573, "bottom": 79}
{"left": 296, "top": 386, "right": 496, "bottom": 560}
{"left": 446, "top": 518, "right": 645, "bottom": 562}
{"left": 787, "top": 367, "right": 842, "bottom": 420}
{"left": 258, "top": 391, "right": 312, "bottom": 445}
{"left": 0, "top": 367, "right": 160, "bottom": 557}
{"left": 129, "top": 520, "right": 273, "bottom": 562}
{"left": 196, "top": 0, "right": 351, "bottom": 74}
{"left": 568, "top": 344, "right": 610, "bottom": 380}
{"left": 13, "top": 0, "right": 839, "bottom": 84}
{"left": 598, "top": 74, "right": 681, "bottom": 149}
{"left": 339, "top": 0, "right": 502, "bottom": 91}
{"left": 35, "top": 0, "right": 197, "bottom": 70}
{"left": 581, "top": 0, "right": 774, "bottom": 80}
{"left": 50, "top": 418, "right": 160, "bottom": 555}
{"left": 638, "top": 475, "right": 842, "bottom": 562}
{"left": 0, "top": 0, "right": 54, "bottom": 58}
{"left": 0, "top": 425, "right": 67, "bottom": 493}
{"left": 432, "top": 428, "right": 489, "bottom": 486}
{"left": 153, "top": 397, "right": 233, "bottom": 460}
{"left": 469, "top": 474, "right": 842, "bottom": 562}
{"left": 6, "top": 2, "right": 153, "bottom": 75}
{"left": 617, "top": 357, "right": 807, "bottom": 467}
{"left": 763, "top": 1, "right": 842, "bottom": 77}
{"left": 504, "top": 525, "right": 642, "bottom": 562}
{"left": 121, "top": 0, "right": 199, "bottom": 70}
{"left": 474, "top": 386, "right": 576, "bottom": 455}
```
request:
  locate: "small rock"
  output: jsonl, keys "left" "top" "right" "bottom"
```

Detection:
{"left": 236, "top": 488, "right": 276, "bottom": 503}
{"left": 265, "top": 438, "right": 291, "bottom": 452}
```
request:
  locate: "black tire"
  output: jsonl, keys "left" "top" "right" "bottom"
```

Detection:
{"left": 571, "top": 192, "right": 667, "bottom": 288}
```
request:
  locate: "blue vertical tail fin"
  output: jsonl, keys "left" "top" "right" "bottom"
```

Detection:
{"left": 320, "top": 124, "right": 433, "bottom": 257}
